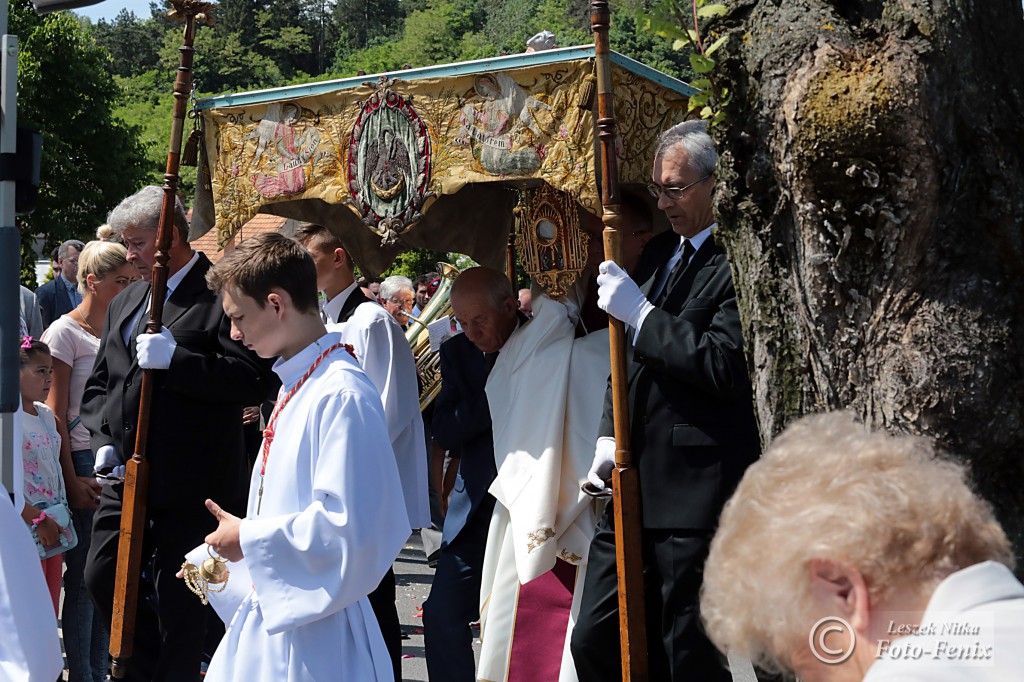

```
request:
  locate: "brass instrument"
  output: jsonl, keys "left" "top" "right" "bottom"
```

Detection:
{"left": 405, "top": 262, "right": 460, "bottom": 410}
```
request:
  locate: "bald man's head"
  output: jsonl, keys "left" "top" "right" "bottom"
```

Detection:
{"left": 451, "top": 267, "right": 519, "bottom": 353}
{"left": 518, "top": 288, "right": 533, "bottom": 316}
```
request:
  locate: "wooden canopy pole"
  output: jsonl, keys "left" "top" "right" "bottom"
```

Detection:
{"left": 506, "top": 226, "right": 517, "bottom": 287}
{"left": 591, "top": 2, "right": 649, "bottom": 680}
{"left": 108, "top": 2, "right": 214, "bottom": 677}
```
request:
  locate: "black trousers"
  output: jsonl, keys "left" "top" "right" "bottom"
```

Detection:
{"left": 367, "top": 567, "right": 402, "bottom": 682}
{"left": 422, "top": 495, "right": 494, "bottom": 682}
{"left": 570, "top": 504, "right": 729, "bottom": 682}
{"left": 84, "top": 485, "right": 222, "bottom": 682}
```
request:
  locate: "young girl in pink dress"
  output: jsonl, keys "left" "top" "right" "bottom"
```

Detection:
{"left": 19, "top": 337, "right": 67, "bottom": 615}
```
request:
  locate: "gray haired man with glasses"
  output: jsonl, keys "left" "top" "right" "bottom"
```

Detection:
{"left": 570, "top": 120, "right": 760, "bottom": 681}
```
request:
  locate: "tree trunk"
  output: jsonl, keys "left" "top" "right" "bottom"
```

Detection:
{"left": 712, "top": 0, "right": 1024, "bottom": 560}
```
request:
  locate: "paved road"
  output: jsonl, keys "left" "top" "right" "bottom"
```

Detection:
{"left": 396, "top": 529, "right": 480, "bottom": 681}
{"left": 395, "top": 530, "right": 434, "bottom": 681}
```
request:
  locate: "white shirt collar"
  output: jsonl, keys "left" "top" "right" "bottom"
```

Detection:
{"left": 921, "top": 561, "right": 1024, "bottom": 621}
{"left": 272, "top": 331, "right": 353, "bottom": 388}
{"left": 322, "top": 281, "right": 359, "bottom": 324}
{"left": 683, "top": 223, "right": 715, "bottom": 253}
{"left": 166, "top": 250, "right": 200, "bottom": 297}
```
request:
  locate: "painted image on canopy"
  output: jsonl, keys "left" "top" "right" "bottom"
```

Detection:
{"left": 246, "top": 102, "right": 327, "bottom": 199}
{"left": 456, "top": 72, "right": 555, "bottom": 176}
{"left": 348, "top": 77, "right": 434, "bottom": 244}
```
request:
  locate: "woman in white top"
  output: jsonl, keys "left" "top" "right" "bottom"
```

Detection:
{"left": 42, "top": 239, "right": 136, "bottom": 682}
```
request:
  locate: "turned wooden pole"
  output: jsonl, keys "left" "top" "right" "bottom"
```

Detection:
{"left": 591, "top": 2, "right": 649, "bottom": 680}
{"left": 108, "top": 2, "right": 214, "bottom": 677}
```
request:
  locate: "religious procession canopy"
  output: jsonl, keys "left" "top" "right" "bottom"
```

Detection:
{"left": 190, "top": 45, "right": 696, "bottom": 275}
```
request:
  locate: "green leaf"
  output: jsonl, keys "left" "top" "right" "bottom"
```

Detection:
{"left": 672, "top": 38, "right": 689, "bottom": 51}
{"left": 711, "top": 110, "right": 728, "bottom": 126}
{"left": 690, "top": 78, "right": 713, "bottom": 90}
{"left": 700, "top": 105, "right": 714, "bottom": 118}
{"left": 688, "top": 89, "right": 712, "bottom": 107}
{"left": 690, "top": 53, "right": 716, "bottom": 74}
{"left": 642, "top": 12, "right": 689, "bottom": 41}
{"left": 697, "top": 4, "right": 729, "bottom": 19}
{"left": 705, "top": 35, "right": 728, "bottom": 56}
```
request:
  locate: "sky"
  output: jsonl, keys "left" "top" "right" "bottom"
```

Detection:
{"left": 75, "top": 0, "right": 157, "bottom": 22}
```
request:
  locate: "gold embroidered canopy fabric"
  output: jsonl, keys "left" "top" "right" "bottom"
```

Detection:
{"left": 193, "top": 57, "right": 688, "bottom": 272}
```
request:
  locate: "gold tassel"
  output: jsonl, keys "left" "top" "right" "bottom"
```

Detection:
{"left": 578, "top": 73, "right": 597, "bottom": 112}
{"left": 181, "top": 126, "right": 201, "bottom": 167}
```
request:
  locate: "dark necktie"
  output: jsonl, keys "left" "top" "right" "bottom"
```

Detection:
{"left": 655, "top": 240, "right": 695, "bottom": 307}
{"left": 484, "top": 351, "right": 499, "bottom": 375}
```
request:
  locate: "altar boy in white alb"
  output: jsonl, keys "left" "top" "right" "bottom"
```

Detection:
{"left": 178, "top": 232, "right": 409, "bottom": 682}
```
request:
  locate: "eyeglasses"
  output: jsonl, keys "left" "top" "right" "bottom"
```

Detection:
{"left": 646, "top": 175, "right": 711, "bottom": 200}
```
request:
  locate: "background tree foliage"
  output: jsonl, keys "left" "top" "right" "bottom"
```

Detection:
{"left": 13, "top": 0, "right": 148, "bottom": 286}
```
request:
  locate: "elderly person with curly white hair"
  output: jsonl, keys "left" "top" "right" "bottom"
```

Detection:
{"left": 700, "top": 411, "right": 1024, "bottom": 682}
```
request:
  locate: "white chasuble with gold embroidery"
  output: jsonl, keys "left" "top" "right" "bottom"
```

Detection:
{"left": 479, "top": 296, "right": 607, "bottom": 682}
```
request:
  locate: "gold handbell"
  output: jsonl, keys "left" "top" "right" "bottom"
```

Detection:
{"left": 181, "top": 546, "right": 230, "bottom": 605}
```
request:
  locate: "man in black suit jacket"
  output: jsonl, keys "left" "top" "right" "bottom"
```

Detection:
{"left": 424, "top": 266, "right": 525, "bottom": 682}
{"left": 82, "top": 187, "right": 274, "bottom": 682}
{"left": 570, "top": 121, "right": 760, "bottom": 680}
{"left": 36, "top": 238, "right": 84, "bottom": 329}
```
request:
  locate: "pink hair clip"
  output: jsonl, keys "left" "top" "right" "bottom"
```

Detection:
{"left": 20, "top": 336, "right": 33, "bottom": 349}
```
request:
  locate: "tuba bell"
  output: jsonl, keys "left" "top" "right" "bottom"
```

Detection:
{"left": 405, "top": 262, "right": 460, "bottom": 410}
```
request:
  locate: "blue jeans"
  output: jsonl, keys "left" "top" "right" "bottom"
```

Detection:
{"left": 64, "top": 449, "right": 110, "bottom": 682}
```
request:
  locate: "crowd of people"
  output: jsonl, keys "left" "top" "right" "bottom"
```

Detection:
{"left": 4, "top": 118, "right": 1021, "bottom": 682}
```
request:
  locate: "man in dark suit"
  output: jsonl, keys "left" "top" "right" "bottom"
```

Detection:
{"left": 82, "top": 186, "right": 274, "bottom": 682}
{"left": 423, "top": 266, "right": 526, "bottom": 681}
{"left": 570, "top": 120, "right": 760, "bottom": 680}
{"left": 36, "top": 238, "right": 84, "bottom": 329}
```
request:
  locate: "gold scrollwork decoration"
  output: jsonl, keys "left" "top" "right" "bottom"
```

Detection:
{"left": 514, "top": 183, "right": 588, "bottom": 299}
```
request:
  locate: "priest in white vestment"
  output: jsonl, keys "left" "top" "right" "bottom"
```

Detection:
{"left": 295, "top": 222, "right": 428, "bottom": 680}
{"left": 185, "top": 332, "right": 409, "bottom": 682}
{"left": 477, "top": 292, "right": 608, "bottom": 682}
{"left": 297, "top": 221, "right": 429, "bottom": 532}
{"left": 327, "top": 295, "right": 429, "bottom": 531}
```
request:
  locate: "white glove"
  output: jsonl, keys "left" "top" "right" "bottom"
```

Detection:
{"left": 596, "top": 261, "right": 653, "bottom": 329}
{"left": 137, "top": 326, "right": 177, "bottom": 370}
{"left": 95, "top": 445, "right": 126, "bottom": 485}
{"left": 97, "top": 465, "right": 126, "bottom": 486}
{"left": 587, "top": 436, "right": 617, "bottom": 490}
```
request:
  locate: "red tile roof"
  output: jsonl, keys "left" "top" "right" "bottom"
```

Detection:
{"left": 188, "top": 213, "right": 288, "bottom": 263}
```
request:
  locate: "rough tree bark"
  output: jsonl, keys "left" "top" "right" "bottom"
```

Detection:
{"left": 711, "top": 0, "right": 1024, "bottom": 559}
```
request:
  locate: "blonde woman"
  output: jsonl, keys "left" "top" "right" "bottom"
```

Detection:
{"left": 41, "top": 239, "right": 137, "bottom": 682}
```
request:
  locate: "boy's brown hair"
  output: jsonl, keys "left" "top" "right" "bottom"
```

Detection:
{"left": 206, "top": 232, "right": 319, "bottom": 314}
{"left": 293, "top": 222, "right": 346, "bottom": 256}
